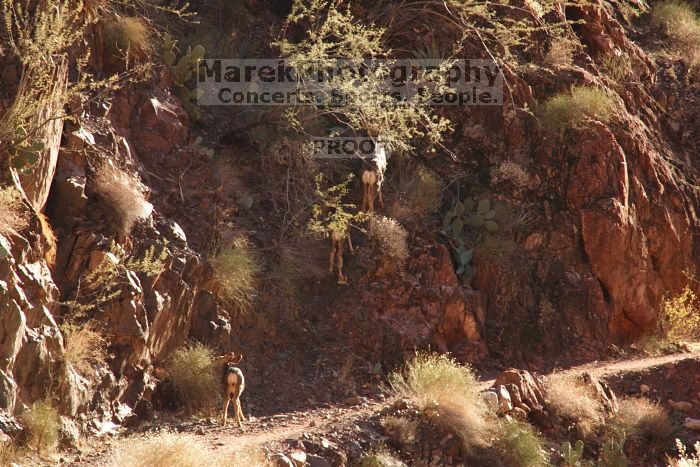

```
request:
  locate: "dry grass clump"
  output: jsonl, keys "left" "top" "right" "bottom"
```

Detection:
{"left": 494, "top": 419, "right": 550, "bottom": 467}
{"left": 660, "top": 286, "right": 700, "bottom": 341}
{"left": 540, "top": 86, "right": 617, "bottom": 131}
{"left": 63, "top": 323, "right": 107, "bottom": 377}
{"left": 94, "top": 164, "right": 149, "bottom": 233}
{"left": 19, "top": 400, "right": 60, "bottom": 454}
{"left": 387, "top": 352, "right": 489, "bottom": 451}
{"left": 544, "top": 374, "right": 604, "bottom": 439}
{"left": 490, "top": 161, "right": 532, "bottom": 190}
{"left": 0, "top": 185, "right": 29, "bottom": 235}
{"left": 211, "top": 240, "right": 260, "bottom": 312}
{"left": 651, "top": 1, "right": 700, "bottom": 66}
{"left": 382, "top": 415, "right": 418, "bottom": 445}
{"left": 166, "top": 343, "right": 217, "bottom": 413}
{"left": 104, "top": 16, "right": 153, "bottom": 61}
{"left": 545, "top": 35, "right": 577, "bottom": 66}
{"left": 366, "top": 215, "right": 409, "bottom": 268}
{"left": 109, "top": 432, "right": 226, "bottom": 467}
{"left": 669, "top": 439, "right": 700, "bottom": 466}
{"left": 393, "top": 165, "right": 443, "bottom": 218}
{"left": 610, "top": 397, "right": 680, "bottom": 454}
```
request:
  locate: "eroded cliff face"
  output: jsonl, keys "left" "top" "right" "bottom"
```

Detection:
{"left": 0, "top": 0, "right": 698, "bottom": 444}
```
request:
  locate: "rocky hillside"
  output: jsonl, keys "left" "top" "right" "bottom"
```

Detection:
{"left": 0, "top": 0, "right": 699, "bottom": 464}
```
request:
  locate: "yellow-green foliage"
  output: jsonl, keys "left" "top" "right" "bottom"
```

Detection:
{"left": 62, "top": 323, "right": 107, "bottom": 377}
{"left": 211, "top": 241, "right": 259, "bottom": 312}
{"left": 660, "top": 286, "right": 700, "bottom": 341}
{"left": 540, "top": 86, "right": 616, "bottom": 131}
{"left": 308, "top": 174, "right": 366, "bottom": 236}
{"left": 104, "top": 16, "right": 153, "bottom": 61}
{"left": 0, "top": 0, "right": 106, "bottom": 164}
{"left": 387, "top": 352, "right": 489, "bottom": 451}
{"left": 651, "top": 1, "right": 700, "bottom": 65}
{"left": 494, "top": 419, "right": 550, "bottom": 467}
{"left": 611, "top": 398, "right": 679, "bottom": 454}
{"left": 276, "top": 1, "right": 452, "bottom": 153}
{"left": 166, "top": 343, "right": 218, "bottom": 413}
{"left": 360, "top": 449, "right": 405, "bottom": 467}
{"left": 0, "top": 185, "right": 29, "bottom": 235}
{"left": 20, "top": 400, "right": 60, "bottom": 454}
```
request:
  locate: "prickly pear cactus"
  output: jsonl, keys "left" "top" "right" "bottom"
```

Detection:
{"left": 598, "top": 438, "right": 628, "bottom": 467}
{"left": 7, "top": 127, "right": 45, "bottom": 173}
{"left": 562, "top": 440, "right": 585, "bottom": 466}
{"left": 441, "top": 196, "right": 499, "bottom": 282}
{"left": 161, "top": 33, "right": 205, "bottom": 120}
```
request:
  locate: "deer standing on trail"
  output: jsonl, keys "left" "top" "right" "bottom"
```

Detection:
{"left": 361, "top": 143, "right": 387, "bottom": 213}
{"left": 214, "top": 352, "right": 246, "bottom": 427}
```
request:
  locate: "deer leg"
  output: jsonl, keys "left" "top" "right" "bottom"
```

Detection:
{"left": 377, "top": 183, "right": 384, "bottom": 208}
{"left": 337, "top": 238, "right": 347, "bottom": 284}
{"left": 222, "top": 398, "right": 230, "bottom": 426}
{"left": 347, "top": 230, "right": 355, "bottom": 256}
{"left": 328, "top": 238, "right": 337, "bottom": 274}
{"left": 236, "top": 397, "right": 245, "bottom": 424}
{"left": 361, "top": 182, "right": 369, "bottom": 212}
{"left": 232, "top": 393, "right": 240, "bottom": 427}
{"left": 367, "top": 183, "right": 376, "bottom": 213}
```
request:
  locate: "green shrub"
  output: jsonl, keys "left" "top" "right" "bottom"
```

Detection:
{"left": 393, "top": 165, "right": 443, "bottom": 218}
{"left": 494, "top": 419, "right": 550, "bottom": 467}
{"left": 166, "top": 343, "right": 217, "bottom": 413}
{"left": 540, "top": 86, "right": 616, "bottom": 131}
{"left": 211, "top": 241, "right": 260, "bottom": 312}
{"left": 651, "top": 1, "right": 700, "bottom": 66}
{"left": 19, "top": 400, "right": 60, "bottom": 454}
{"left": 360, "top": 449, "right": 405, "bottom": 467}
{"left": 660, "top": 286, "right": 700, "bottom": 341}
{"left": 544, "top": 374, "right": 604, "bottom": 440}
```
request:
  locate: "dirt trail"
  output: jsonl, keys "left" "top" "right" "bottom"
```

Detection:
{"left": 70, "top": 347, "right": 700, "bottom": 465}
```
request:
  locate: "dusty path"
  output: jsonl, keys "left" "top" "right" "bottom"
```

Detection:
{"left": 68, "top": 347, "right": 700, "bottom": 465}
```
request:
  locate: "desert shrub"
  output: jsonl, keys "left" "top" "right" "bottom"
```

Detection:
{"left": 382, "top": 415, "right": 418, "bottom": 446}
{"left": 104, "top": 16, "right": 153, "bottom": 62}
{"left": 0, "top": 186, "right": 29, "bottom": 235}
{"left": 211, "top": 241, "right": 259, "bottom": 312}
{"left": 360, "top": 449, "right": 405, "bottom": 467}
{"left": 166, "top": 343, "right": 217, "bottom": 413}
{"left": 651, "top": 1, "right": 700, "bottom": 66}
{"left": 494, "top": 419, "right": 550, "bottom": 467}
{"left": 669, "top": 439, "right": 700, "bottom": 466}
{"left": 62, "top": 323, "right": 107, "bottom": 377}
{"left": 544, "top": 374, "right": 604, "bottom": 439}
{"left": 19, "top": 400, "right": 59, "bottom": 454}
{"left": 109, "top": 432, "right": 226, "bottom": 467}
{"left": 490, "top": 161, "right": 532, "bottom": 190}
{"left": 540, "top": 86, "right": 616, "bottom": 131}
{"left": 601, "top": 52, "right": 632, "bottom": 82}
{"left": 660, "top": 286, "right": 700, "bottom": 341}
{"left": 366, "top": 216, "right": 409, "bottom": 269}
{"left": 387, "top": 352, "right": 489, "bottom": 451}
{"left": 94, "top": 164, "right": 149, "bottom": 233}
{"left": 610, "top": 397, "right": 680, "bottom": 454}
{"left": 545, "top": 35, "right": 577, "bottom": 66}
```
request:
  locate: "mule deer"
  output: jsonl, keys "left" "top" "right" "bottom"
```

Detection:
{"left": 361, "top": 143, "right": 387, "bottom": 213}
{"left": 214, "top": 352, "right": 246, "bottom": 427}
{"left": 329, "top": 227, "right": 355, "bottom": 285}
